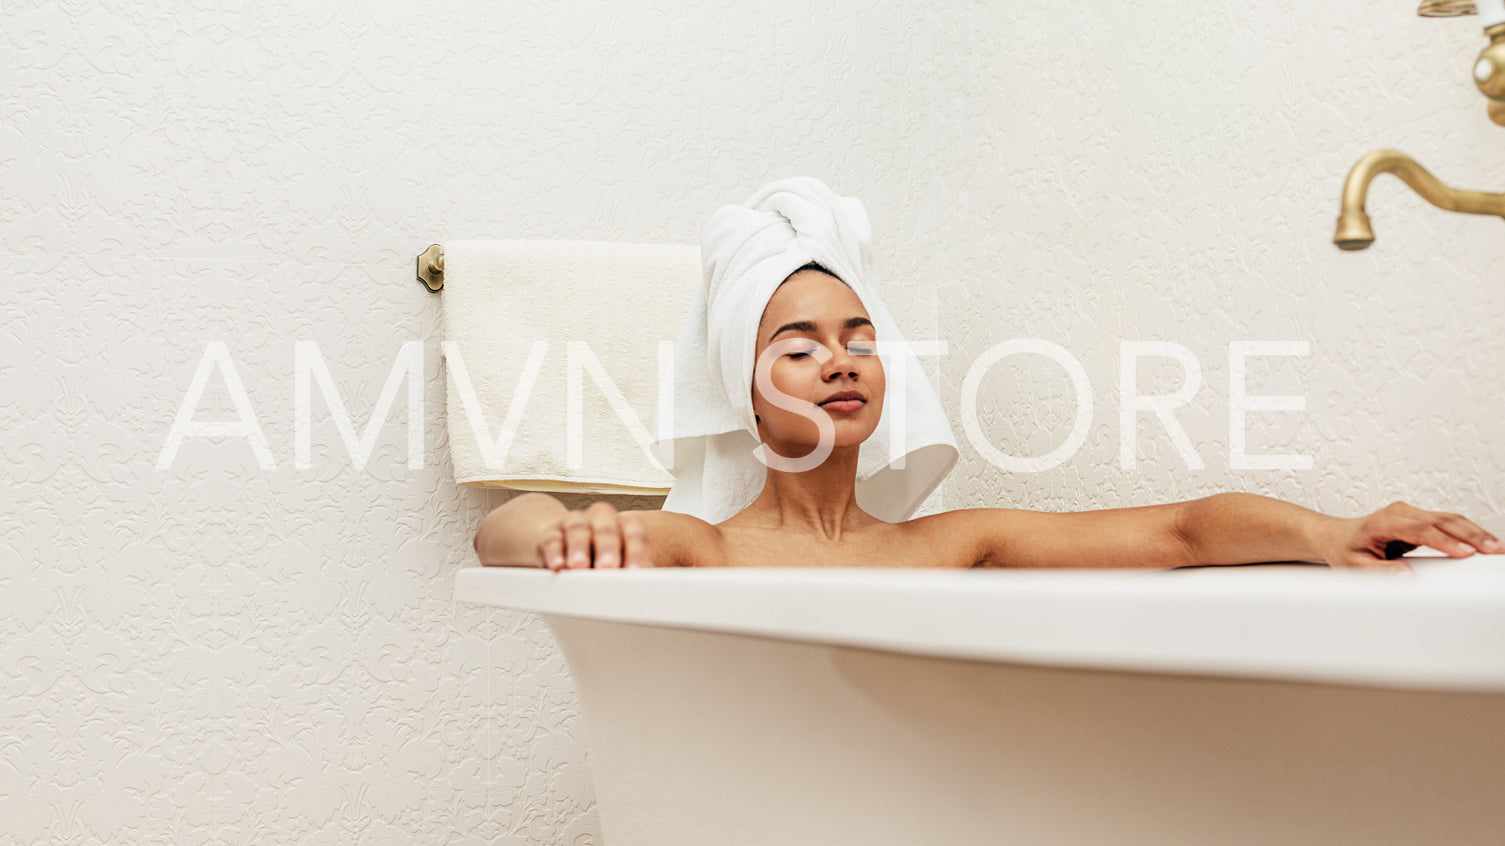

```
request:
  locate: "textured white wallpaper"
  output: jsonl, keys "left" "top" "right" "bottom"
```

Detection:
{"left": 2, "top": 0, "right": 1502, "bottom": 844}
{"left": 931, "top": 3, "right": 1505, "bottom": 518}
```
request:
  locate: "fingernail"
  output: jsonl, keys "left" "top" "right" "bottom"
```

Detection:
{"left": 1488, "top": 539, "right": 1505, "bottom": 553}
{"left": 552, "top": 555, "right": 564, "bottom": 569}
{"left": 1459, "top": 543, "right": 1477, "bottom": 555}
{"left": 600, "top": 554, "right": 618, "bottom": 567}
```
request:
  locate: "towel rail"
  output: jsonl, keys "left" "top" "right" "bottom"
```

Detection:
{"left": 417, "top": 244, "right": 444, "bottom": 292}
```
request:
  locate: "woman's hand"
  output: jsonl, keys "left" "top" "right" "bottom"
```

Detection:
{"left": 1315, "top": 501, "right": 1503, "bottom": 573}
{"left": 537, "top": 501, "right": 652, "bottom": 571}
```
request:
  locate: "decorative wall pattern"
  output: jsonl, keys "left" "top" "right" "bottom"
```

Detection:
{"left": 2, "top": 1, "right": 1501, "bottom": 844}
{"left": 3, "top": 1, "right": 942, "bottom": 843}
{"left": 930, "top": 4, "right": 1505, "bottom": 519}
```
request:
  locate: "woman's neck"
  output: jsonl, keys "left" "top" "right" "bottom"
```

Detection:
{"left": 726, "top": 444, "right": 880, "bottom": 541}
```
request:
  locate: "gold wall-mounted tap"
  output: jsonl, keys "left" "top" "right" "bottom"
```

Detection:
{"left": 1419, "top": 2, "right": 1505, "bottom": 125}
{"left": 1333, "top": 150, "right": 1505, "bottom": 250}
{"left": 1477, "top": 24, "right": 1505, "bottom": 125}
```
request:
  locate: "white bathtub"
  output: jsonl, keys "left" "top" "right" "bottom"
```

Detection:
{"left": 455, "top": 556, "right": 1505, "bottom": 846}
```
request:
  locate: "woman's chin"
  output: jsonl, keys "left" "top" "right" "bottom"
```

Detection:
{"left": 829, "top": 421, "right": 880, "bottom": 450}
{"left": 765, "top": 426, "right": 876, "bottom": 456}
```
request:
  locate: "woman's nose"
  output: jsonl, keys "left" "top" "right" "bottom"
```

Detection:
{"left": 825, "top": 345, "right": 859, "bottom": 379}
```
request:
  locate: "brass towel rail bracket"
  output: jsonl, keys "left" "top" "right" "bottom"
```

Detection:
{"left": 417, "top": 244, "right": 444, "bottom": 292}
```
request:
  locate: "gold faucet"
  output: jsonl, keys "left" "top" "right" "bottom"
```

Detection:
{"left": 1480, "top": 22, "right": 1505, "bottom": 125}
{"left": 1332, "top": 150, "right": 1505, "bottom": 250}
{"left": 1418, "top": 4, "right": 1505, "bottom": 125}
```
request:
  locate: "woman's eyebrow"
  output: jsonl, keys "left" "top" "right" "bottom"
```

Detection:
{"left": 770, "top": 316, "right": 874, "bottom": 341}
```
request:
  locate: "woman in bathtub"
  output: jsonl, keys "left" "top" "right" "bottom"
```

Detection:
{"left": 474, "top": 181, "right": 1501, "bottom": 574}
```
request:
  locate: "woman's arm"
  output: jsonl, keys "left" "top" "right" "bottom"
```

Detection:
{"left": 1174, "top": 494, "right": 1502, "bottom": 570}
{"left": 950, "top": 493, "right": 1502, "bottom": 572}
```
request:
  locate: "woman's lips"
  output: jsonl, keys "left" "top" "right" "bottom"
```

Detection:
{"left": 820, "top": 399, "right": 865, "bottom": 413}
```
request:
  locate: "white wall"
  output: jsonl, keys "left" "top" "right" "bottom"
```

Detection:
{"left": 3, "top": 0, "right": 1503, "bottom": 844}
{"left": 932, "top": 2, "right": 1505, "bottom": 518}
{"left": 2, "top": 1, "right": 944, "bottom": 843}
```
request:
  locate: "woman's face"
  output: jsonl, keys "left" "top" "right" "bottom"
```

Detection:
{"left": 751, "top": 269, "right": 885, "bottom": 454}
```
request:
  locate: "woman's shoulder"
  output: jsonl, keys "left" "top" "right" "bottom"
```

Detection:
{"left": 906, "top": 506, "right": 1051, "bottom": 532}
{"left": 890, "top": 505, "right": 999, "bottom": 566}
{"left": 899, "top": 507, "right": 1038, "bottom": 568}
{"left": 622, "top": 508, "right": 730, "bottom": 568}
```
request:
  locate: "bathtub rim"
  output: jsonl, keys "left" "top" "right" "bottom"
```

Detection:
{"left": 454, "top": 556, "right": 1505, "bottom": 693}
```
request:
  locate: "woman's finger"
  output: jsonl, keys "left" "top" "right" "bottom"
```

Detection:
{"left": 1388, "top": 518, "right": 1476, "bottom": 558}
{"left": 562, "top": 510, "right": 593, "bottom": 569}
{"left": 1431, "top": 512, "right": 1505, "bottom": 553}
{"left": 538, "top": 525, "right": 566, "bottom": 571}
{"left": 587, "top": 502, "right": 622, "bottom": 568}
{"left": 620, "top": 513, "right": 652, "bottom": 568}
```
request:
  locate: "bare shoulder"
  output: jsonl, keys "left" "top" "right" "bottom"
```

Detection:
{"left": 622, "top": 509, "right": 729, "bottom": 568}
{"left": 902, "top": 508, "right": 1036, "bottom": 568}
{"left": 904, "top": 507, "right": 1134, "bottom": 568}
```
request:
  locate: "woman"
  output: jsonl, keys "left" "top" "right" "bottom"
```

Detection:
{"left": 474, "top": 181, "right": 1501, "bottom": 573}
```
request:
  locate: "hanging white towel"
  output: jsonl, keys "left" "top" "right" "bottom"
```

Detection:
{"left": 441, "top": 239, "right": 701, "bottom": 494}
{"left": 649, "top": 177, "right": 958, "bottom": 524}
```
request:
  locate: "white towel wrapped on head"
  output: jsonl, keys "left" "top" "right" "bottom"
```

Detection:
{"left": 649, "top": 177, "right": 958, "bottom": 524}
{"left": 441, "top": 239, "right": 701, "bottom": 495}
